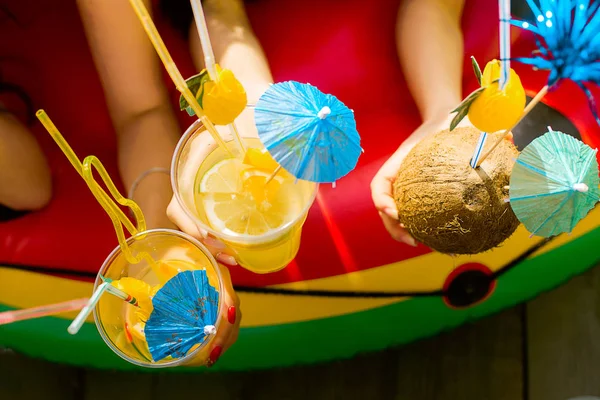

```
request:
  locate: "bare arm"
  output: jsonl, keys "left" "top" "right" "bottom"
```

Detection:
{"left": 0, "top": 113, "right": 51, "bottom": 210}
{"left": 189, "top": 0, "right": 273, "bottom": 104}
{"left": 77, "top": 0, "right": 179, "bottom": 229}
{"left": 371, "top": 0, "right": 467, "bottom": 244}
{"left": 397, "top": 0, "right": 466, "bottom": 124}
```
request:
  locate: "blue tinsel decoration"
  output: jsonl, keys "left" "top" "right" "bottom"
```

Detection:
{"left": 509, "top": 0, "right": 600, "bottom": 122}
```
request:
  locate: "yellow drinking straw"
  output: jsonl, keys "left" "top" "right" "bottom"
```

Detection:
{"left": 81, "top": 155, "right": 154, "bottom": 266}
{"left": 36, "top": 111, "right": 138, "bottom": 236}
{"left": 128, "top": 0, "right": 233, "bottom": 157}
{"left": 36, "top": 110, "right": 155, "bottom": 267}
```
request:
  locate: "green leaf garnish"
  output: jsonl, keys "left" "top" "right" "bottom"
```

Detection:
{"left": 450, "top": 103, "right": 470, "bottom": 131}
{"left": 179, "top": 70, "right": 211, "bottom": 116}
{"left": 450, "top": 86, "right": 485, "bottom": 113}
{"left": 471, "top": 56, "right": 482, "bottom": 85}
{"left": 448, "top": 86, "right": 486, "bottom": 131}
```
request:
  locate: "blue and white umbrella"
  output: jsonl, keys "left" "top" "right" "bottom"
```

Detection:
{"left": 254, "top": 81, "right": 362, "bottom": 184}
{"left": 144, "top": 269, "right": 219, "bottom": 362}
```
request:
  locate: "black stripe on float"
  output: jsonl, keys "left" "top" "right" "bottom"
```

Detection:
{"left": 0, "top": 235, "right": 557, "bottom": 298}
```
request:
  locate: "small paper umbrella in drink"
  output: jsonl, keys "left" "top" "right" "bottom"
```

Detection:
{"left": 254, "top": 81, "right": 363, "bottom": 185}
{"left": 145, "top": 269, "right": 219, "bottom": 362}
{"left": 509, "top": 128, "right": 600, "bottom": 238}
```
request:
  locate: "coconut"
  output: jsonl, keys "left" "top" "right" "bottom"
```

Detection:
{"left": 393, "top": 126, "right": 520, "bottom": 254}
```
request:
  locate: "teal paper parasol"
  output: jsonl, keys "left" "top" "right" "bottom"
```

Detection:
{"left": 509, "top": 129, "right": 600, "bottom": 237}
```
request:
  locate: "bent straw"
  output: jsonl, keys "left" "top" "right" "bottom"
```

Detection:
{"left": 82, "top": 155, "right": 154, "bottom": 266}
{"left": 100, "top": 274, "right": 141, "bottom": 307}
{"left": 68, "top": 282, "right": 110, "bottom": 334}
{"left": 475, "top": 85, "right": 549, "bottom": 167}
{"left": 68, "top": 277, "right": 143, "bottom": 336}
{"left": 36, "top": 111, "right": 137, "bottom": 236}
{"left": 190, "top": 0, "right": 246, "bottom": 155}
{"left": 36, "top": 110, "right": 153, "bottom": 266}
{"left": 470, "top": 0, "right": 511, "bottom": 169}
{"left": 128, "top": 0, "right": 233, "bottom": 157}
{"left": 68, "top": 277, "right": 144, "bottom": 335}
{"left": 0, "top": 298, "right": 89, "bottom": 326}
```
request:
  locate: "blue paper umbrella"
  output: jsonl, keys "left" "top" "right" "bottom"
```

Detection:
{"left": 254, "top": 81, "right": 362, "bottom": 183}
{"left": 509, "top": 129, "right": 600, "bottom": 237}
{"left": 510, "top": 0, "right": 600, "bottom": 122}
{"left": 144, "top": 269, "right": 219, "bottom": 362}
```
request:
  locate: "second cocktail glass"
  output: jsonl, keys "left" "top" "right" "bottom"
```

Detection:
{"left": 171, "top": 107, "right": 318, "bottom": 274}
{"left": 94, "top": 228, "right": 224, "bottom": 368}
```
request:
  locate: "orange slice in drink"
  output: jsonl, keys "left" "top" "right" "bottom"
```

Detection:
{"left": 243, "top": 148, "right": 280, "bottom": 172}
{"left": 468, "top": 60, "right": 526, "bottom": 133}
{"left": 241, "top": 169, "right": 284, "bottom": 208}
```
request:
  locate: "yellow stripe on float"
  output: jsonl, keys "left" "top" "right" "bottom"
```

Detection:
{"left": 1, "top": 207, "right": 598, "bottom": 328}
{"left": 0, "top": 270, "right": 95, "bottom": 323}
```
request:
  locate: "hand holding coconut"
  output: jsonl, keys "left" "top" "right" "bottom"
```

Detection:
{"left": 392, "top": 126, "right": 519, "bottom": 254}
{"left": 371, "top": 114, "right": 515, "bottom": 251}
{"left": 370, "top": 118, "right": 458, "bottom": 246}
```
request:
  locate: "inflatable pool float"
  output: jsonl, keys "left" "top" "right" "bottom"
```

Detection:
{"left": 1, "top": 0, "right": 599, "bottom": 371}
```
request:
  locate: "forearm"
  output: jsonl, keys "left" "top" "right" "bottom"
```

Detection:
{"left": 193, "top": 0, "right": 273, "bottom": 103}
{"left": 116, "top": 105, "right": 180, "bottom": 229}
{"left": 396, "top": 0, "right": 465, "bottom": 122}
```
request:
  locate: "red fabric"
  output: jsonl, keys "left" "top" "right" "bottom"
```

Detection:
{"left": 0, "top": 0, "right": 597, "bottom": 286}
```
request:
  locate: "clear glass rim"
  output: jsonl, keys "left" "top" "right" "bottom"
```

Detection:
{"left": 170, "top": 117, "right": 319, "bottom": 245}
{"left": 92, "top": 228, "right": 224, "bottom": 369}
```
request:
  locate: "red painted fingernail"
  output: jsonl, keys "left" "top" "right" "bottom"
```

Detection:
{"left": 227, "top": 306, "right": 236, "bottom": 324}
{"left": 208, "top": 346, "right": 222, "bottom": 367}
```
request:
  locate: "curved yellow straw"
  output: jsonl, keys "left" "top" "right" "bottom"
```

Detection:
{"left": 35, "top": 110, "right": 153, "bottom": 266}
{"left": 82, "top": 155, "right": 154, "bottom": 265}
{"left": 128, "top": 0, "right": 233, "bottom": 157}
{"left": 36, "top": 110, "right": 138, "bottom": 235}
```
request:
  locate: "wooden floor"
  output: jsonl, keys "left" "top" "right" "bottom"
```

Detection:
{"left": 2, "top": 265, "right": 600, "bottom": 400}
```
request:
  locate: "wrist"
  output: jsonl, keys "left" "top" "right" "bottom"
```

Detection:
{"left": 127, "top": 168, "right": 176, "bottom": 229}
{"left": 127, "top": 167, "right": 170, "bottom": 200}
{"left": 419, "top": 89, "right": 462, "bottom": 123}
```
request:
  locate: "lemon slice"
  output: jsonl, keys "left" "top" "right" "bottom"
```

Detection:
{"left": 199, "top": 158, "right": 244, "bottom": 194}
{"left": 200, "top": 162, "right": 302, "bottom": 236}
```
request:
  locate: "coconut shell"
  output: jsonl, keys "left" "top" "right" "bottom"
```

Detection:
{"left": 393, "top": 126, "right": 520, "bottom": 254}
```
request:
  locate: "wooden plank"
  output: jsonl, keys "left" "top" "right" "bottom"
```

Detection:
{"left": 1, "top": 307, "right": 524, "bottom": 399}
{"left": 150, "top": 308, "right": 521, "bottom": 400}
{"left": 392, "top": 307, "right": 524, "bottom": 400}
{"left": 154, "top": 370, "right": 243, "bottom": 399}
{"left": 83, "top": 369, "right": 154, "bottom": 400}
{"left": 527, "top": 265, "right": 600, "bottom": 400}
{"left": 231, "top": 351, "right": 398, "bottom": 400}
{"left": 0, "top": 349, "right": 82, "bottom": 399}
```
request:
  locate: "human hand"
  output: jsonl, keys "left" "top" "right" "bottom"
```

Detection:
{"left": 157, "top": 242, "right": 241, "bottom": 367}
{"left": 371, "top": 114, "right": 515, "bottom": 245}
{"left": 204, "top": 262, "right": 241, "bottom": 367}
{"left": 167, "top": 107, "right": 258, "bottom": 266}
